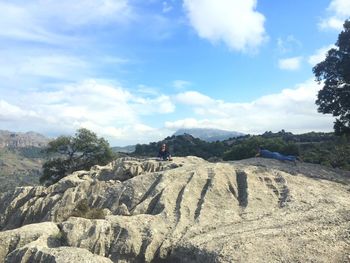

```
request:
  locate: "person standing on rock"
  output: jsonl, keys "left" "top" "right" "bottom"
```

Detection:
{"left": 158, "top": 143, "right": 172, "bottom": 161}
{"left": 256, "top": 147, "right": 298, "bottom": 162}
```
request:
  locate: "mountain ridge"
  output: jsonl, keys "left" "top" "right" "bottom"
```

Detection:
{"left": 173, "top": 128, "right": 244, "bottom": 142}
{"left": 0, "top": 130, "right": 50, "bottom": 148}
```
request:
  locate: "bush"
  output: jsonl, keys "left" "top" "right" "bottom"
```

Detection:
{"left": 70, "top": 199, "right": 106, "bottom": 220}
{"left": 223, "top": 136, "right": 299, "bottom": 161}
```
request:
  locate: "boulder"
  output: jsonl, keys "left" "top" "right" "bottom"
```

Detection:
{"left": 0, "top": 222, "right": 59, "bottom": 262}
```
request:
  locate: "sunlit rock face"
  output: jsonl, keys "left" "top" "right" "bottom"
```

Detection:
{"left": 0, "top": 157, "right": 349, "bottom": 263}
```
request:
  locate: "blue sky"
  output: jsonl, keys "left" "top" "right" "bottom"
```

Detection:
{"left": 0, "top": 0, "right": 349, "bottom": 146}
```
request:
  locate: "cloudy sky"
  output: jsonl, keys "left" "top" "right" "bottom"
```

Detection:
{"left": 0, "top": 0, "right": 349, "bottom": 146}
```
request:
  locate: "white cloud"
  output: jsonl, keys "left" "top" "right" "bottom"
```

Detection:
{"left": 165, "top": 118, "right": 227, "bottom": 130}
{"left": 167, "top": 79, "right": 334, "bottom": 134}
{"left": 133, "top": 95, "right": 175, "bottom": 114}
{"left": 319, "top": 17, "right": 344, "bottom": 30}
{"left": 329, "top": 0, "right": 350, "bottom": 17}
{"left": 19, "top": 55, "right": 89, "bottom": 79}
{"left": 0, "top": 49, "right": 132, "bottom": 85}
{"left": 0, "top": 100, "right": 37, "bottom": 121}
{"left": 137, "top": 85, "right": 159, "bottom": 96}
{"left": 175, "top": 91, "right": 214, "bottom": 106}
{"left": 308, "top": 45, "right": 336, "bottom": 66}
{"left": 0, "top": 79, "right": 175, "bottom": 145}
{"left": 0, "top": 2, "right": 70, "bottom": 44}
{"left": 278, "top": 56, "right": 303, "bottom": 71}
{"left": 183, "top": 0, "right": 267, "bottom": 52}
{"left": 42, "top": 0, "right": 131, "bottom": 26}
{"left": 0, "top": 0, "right": 132, "bottom": 43}
{"left": 319, "top": 0, "right": 350, "bottom": 30}
{"left": 172, "top": 80, "right": 192, "bottom": 90}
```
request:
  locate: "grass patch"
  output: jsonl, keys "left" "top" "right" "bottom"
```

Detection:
{"left": 70, "top": 199, "right": 106, "bottom": 220}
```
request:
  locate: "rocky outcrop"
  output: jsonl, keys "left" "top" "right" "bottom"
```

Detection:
{"left": 0, "top": 222, "right": 59, "bottom": 260}
{"left": 0, "top": 130, "right": 49, "bottom": 148}
{"left": 0, "top": 222, "right": 112, "bottom": 263}
{"left": 0, "top": 157, "right": 349, "bottom": 263}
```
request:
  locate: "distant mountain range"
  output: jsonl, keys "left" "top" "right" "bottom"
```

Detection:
{"left": 0, "top": 130, "right": 50, "bottom": 148}
{"left": 173, "top": 128, "right": 244, "bottom": 142}
{"left": 112, "top": 145, "right": 136, "bottom": 153}
{"left": 133, "top": 133, "right": 230, "bottom": 160}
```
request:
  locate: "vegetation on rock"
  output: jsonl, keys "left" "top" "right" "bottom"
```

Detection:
{"left": 40, "top": 128, "right": 115, "bottom": 185}
{"left": 70, "top": 199, "right": 106, "bottom": 220}
{"left": 134, "top": 130, "right": 350, "bottom": 170}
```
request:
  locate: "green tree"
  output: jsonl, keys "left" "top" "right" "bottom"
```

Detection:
{"left": 40, "top": 128, "right": 115, "bottom": 185}
{"left": 313, "top": 19, "right": 350, "bottom": 135}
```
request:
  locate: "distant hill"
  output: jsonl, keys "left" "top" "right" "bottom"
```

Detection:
{"left": 133, "top": 130, "right": 350, "bottom": 171}
{"left": 0, "top": 130, "right": 50, "bottom": 193}
{"left": 0, "top": 147, "right": 46, "bottom": 193}
{"left": 0, "top": 130, "right": 50, "bottom": 148}
{"left": 120, "top": 129, "right": 243, "bottom": 155}
{"left": 133, "top": 134, "right": 230, "bottom": 160}
{"left": 112, "top": 145, "right": 136, "bottom": 154}
{"left": 173, "top": 128, "right": 244, "bottom": 142}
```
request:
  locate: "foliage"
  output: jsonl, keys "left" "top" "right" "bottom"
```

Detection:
{"left": 134, "top": 134, "right": 230, "bottom": 160}
{"left": 40, "top": 128, "right": 115, "bottom": 185}
{"left": 70, "top": 199, "right": 106, "bottom": 220}
{"left": 313, "top": 20, "right": 350, "bottom": 135}
{"left": 223, "top": 136, "right": 299, "bottom": 161}
{"left": 18, "top": 146, "right": 47, "bottom": 159}
{"left": 132, "top": 130, "right": 350, "bottom": 171}
{"left": 224, "top": 132, "right": 350, "bottom": 170}
{"left": 299, "top": 135, "right": 350, "bottom": 170}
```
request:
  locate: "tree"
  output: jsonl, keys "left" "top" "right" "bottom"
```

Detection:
{"left": 40, "top": 128, "right": 115, "bottom": 185}
{"left": 313, "top": 19, "right": 350, "bottom": 135}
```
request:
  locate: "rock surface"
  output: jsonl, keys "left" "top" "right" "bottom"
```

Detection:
{"left": 0, "top": 157, "right": 349, "bottom": 263}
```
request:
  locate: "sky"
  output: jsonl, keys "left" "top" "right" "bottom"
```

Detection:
{"left": 0, "top": 0, "right": 349, "bottom": 146}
